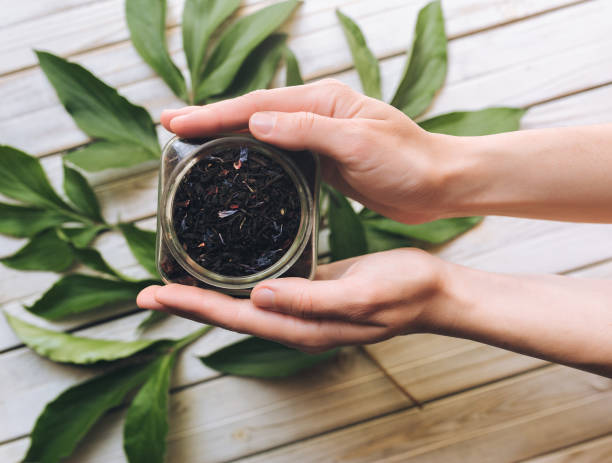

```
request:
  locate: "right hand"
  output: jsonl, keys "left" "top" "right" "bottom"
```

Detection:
{"left": 161, "top": 79, "right": 456, "bottom": 224}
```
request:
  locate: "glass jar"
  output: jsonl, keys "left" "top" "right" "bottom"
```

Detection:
{"left": 156, "top": 135, "right": 320, "bottom": 296}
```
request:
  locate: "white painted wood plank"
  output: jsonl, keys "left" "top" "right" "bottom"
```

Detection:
{"left": 0, "top": 0, "right": 273, "bottom": 75}
{"left": 0, "top": 0, "right": 593, "bottom": 156}
{"left": 2, "top": 0, "right": 581, "bottom": 77}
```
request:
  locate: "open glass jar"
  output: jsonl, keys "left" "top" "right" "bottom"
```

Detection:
{"left": 156, "top": 135, "right": 319, "bottom": 296}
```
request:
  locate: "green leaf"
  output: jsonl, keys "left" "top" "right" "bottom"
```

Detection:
{"left": 64, "top": 141, "right": 160, "bottom": 172}
{"left": 326, "top": 186, "right": 367, "bottom": 261}
{"left": 123, "top": 352, "right": 175, "bottom": 463}
{"left": 390, "top": 0, "right": 447, "bottom": 118}
{"left": 182, "top": 0, "right": 241, "bottom": 100}
{"left": 36, "top": 52, "right": 160, "bottom": 162}
{"left": 364, "top": 226, "right": 416, "bottom": 253}
{"left": 60, "top": 224, "right": 108, "bottom": 248}
{"left": 200, "top": 337, "right": 337, "bottom": 378}
{"left": 362, "top": 214, "right": 482, "bottom": 245}
{"left": 195, "top": 0, "right": 300, "bottom": 102}
{"left": 72, "top": 246, "right": 123, "bottom": 278}
{"left": 0, "top": 145, "right": 71, "bottom": 210}
{"left": 210, "top": 33, "right": 287, "bottom": 101}
{"left": 336, "top": 9, "right": 381, "bottom": 99}
{"left": 419, "top": 107, "right": 526, "bottom": 136}
{"left": 119, "top": 223, "right": 158, "bottom": 278}
{"left": 24, "top": 360, "right": 156, "bottom": 463}
{"left": 1, "top": 228, "right": 74, "bottom": 272}
{"left": 283, "top": 46, "right": 304, "bottom": 86}
{"left": 4, "top": 313, "right": 171, "bottom": 364}
{"left": 63, "top": 164, "right": 103, "bottom": 222}
{"left": 0, "top": 203, "right": 69, "bottom": 238}
{"left": 137, "top": 311, "right": 170, "bottom": 333}
{"left": 27, "top": 274, "right": 155, "bottom": 320}
{"left": 126, "top": 0, "right": 187, "bottom": 101}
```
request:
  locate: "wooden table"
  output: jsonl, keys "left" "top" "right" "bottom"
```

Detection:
{"left": 1, "top": 1, "right": 612, "bottom": 461}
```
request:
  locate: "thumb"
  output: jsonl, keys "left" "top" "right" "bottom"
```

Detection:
{"left": 251, "top": 277, "right": 358, "bottom": 320}
{"left": 249, "top": 111, "right": 357, "bottom": 162}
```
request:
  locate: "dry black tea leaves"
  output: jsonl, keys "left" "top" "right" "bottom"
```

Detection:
{"left": 172, "top": 146, "right": 301, "bottom": 276}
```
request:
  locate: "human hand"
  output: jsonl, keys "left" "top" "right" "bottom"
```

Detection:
{"left": 160, "top": 79, "right": 456, "bottom": 224}
{"left": 137, "top": 248, "right": 450, "bottom": 352}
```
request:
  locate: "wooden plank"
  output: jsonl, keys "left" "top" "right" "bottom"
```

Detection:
{"left": 525, "top": 433, "right": 612, "bottom": 463}
{"left": 238, "top": 366, "right": 612, "bottom": 463}
{"left": 0, "top": 349, "right": 412, "bottom": 462}
{"left": 0, "top": 0, "right": 274, "bottom": 76}
{"left": 0, "top": 0, "right": 594, "bottom": 156}
{"left": 1, "top": 0, "right": 581, "bottom": 77}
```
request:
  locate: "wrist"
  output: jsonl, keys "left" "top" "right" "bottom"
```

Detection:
{"left": 432, "top": 133, "right": 498, "bottom": 218}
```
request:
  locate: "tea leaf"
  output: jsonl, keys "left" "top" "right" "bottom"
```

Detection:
{"left": 200, "top": 337, "right": 337, "bottom": 378}
{"left": 211, "top": 33, "right": 287, "bottom": 101}
{"left": 326, "top": 186, "right": 367, "bottom": 261}
{"left": 419, "top": 107, "right": 526, "bottom": 136}
{"left": 63, "top": 164, "right": 104, "bottom": 222}
{"left": 336, "top": 9, "right": 381, "bottom": 99}
{"left": 123, "top": 352, "right": 175, "bottom": 463}
{"left": 283, "top": 46, "right": 304, "bottom": 86}
{"left": 24, "top": 360, "right": 156, "bottom": 463}
{"left": 126, "top": 0, "right": 187, "bottom": 101}
{"left": 195, "top": 0, "right": 300, "bottom": 102}
{"left": 119, "top": 223, "right": 158, "bottom": 278}
{"left": 391, "top": 0, "right": 447, "bottom": 118}
{"left": 72, "top": 246, "right": 123, "bottom": 278}
{"left": 0, "top": 203, "right": 69, "bottom": 238}
{"left": 65, "top": 141, "right": 160, "bottom": 172}
{"left": 183, "top": 0, "right": 241, "bottom": 100}
{"left": 27, "top": 274, "right": 155, "bottom": 320}
{"left": 5, "top": 313, "right": 171, "bottom": 364}
{"left": 36, "top": 52, "right": 160, "bottom": 167}
{"left": 0, "top": 145, "right": 72, "bottom": 210}
{"left": 362, "top": 214, "right": 482, "bottom": 245}
{"left": 60, "top": 224, "right": 108, "bottom": 249}
{"left": 1, "top": 228, "right": 74, "bottom": 272}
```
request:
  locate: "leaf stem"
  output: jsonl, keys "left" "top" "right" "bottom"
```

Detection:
{"left": 173, "top": 325, "right": 214, "bottom": 351}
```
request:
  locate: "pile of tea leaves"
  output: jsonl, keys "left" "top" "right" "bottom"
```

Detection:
{"left": 173, "top": 146, "right": 301, "bottom": 276}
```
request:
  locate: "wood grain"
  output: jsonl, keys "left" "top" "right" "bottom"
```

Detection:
{"left": 239, "top": 366, "right": 612, "bottom": 463}
{"left": 525, "top": 433, "right": 612, "bottom": 463}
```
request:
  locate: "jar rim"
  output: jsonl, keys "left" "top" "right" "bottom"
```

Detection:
{"left": 160, "top": 135, "right": 313, "bottom": 289}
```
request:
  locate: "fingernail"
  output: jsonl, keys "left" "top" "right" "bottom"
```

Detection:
{"left": 252, "top": 288, "right": 275, "bottom": 308}
{"left": 250, "top": 112, "right": 276, "bottom": 135}
{"left": 169, "top": 114, "right": 190, "bottom": 132}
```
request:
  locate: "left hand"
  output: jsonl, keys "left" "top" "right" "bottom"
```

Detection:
{"left": 137, "top": 248, "right": 449, "bottom": 353}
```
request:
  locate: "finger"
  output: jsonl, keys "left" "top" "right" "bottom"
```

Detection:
{"left": 160, "top": 106, "right": 200, "bottom": 131}
{"left": 168, "top": 80, "right": 358, "bottom": 137}
{"left": 315, "top": 257, "right": 362, "bottom": 280}
{"left": 251, "top": 277, "right": 375, "bottom": 323}
{"left": 136, "top": 285, "right": 166, "bottom": 311}
{"left": 247, "top": 111, "right": 366, "bottom": 163}
{"left": 152, "top": 284, "right": 384, "bottom": 348}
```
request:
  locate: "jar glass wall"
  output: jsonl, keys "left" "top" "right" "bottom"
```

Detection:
{"left": 156, "top": 135, "right": 319, "bottom": 296}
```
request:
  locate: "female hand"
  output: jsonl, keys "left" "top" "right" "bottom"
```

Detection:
{"left": 161, "top": 79, "right": 454, "bottom": 224}
{"left": 137, "top": 249, "right": 449, "bottom": 353}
